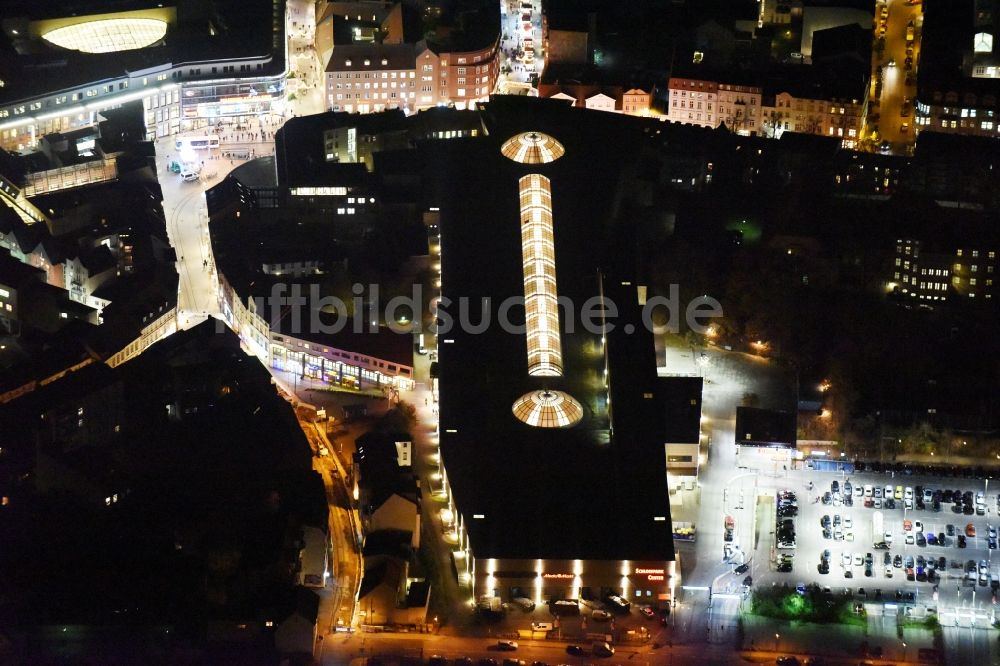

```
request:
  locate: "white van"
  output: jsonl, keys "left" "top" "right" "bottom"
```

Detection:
{"left": 180, "top": 170, "right": 199, "bottom": 182}
{"left": 530, "top": 621, "right": 553, "bottom": 632}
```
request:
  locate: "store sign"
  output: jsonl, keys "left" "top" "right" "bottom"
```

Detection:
{"left": 635, "top": 567, "right": 666, "bottom": 582}
{"left": 542, "top": 573, "right": 574, "bottom": 579}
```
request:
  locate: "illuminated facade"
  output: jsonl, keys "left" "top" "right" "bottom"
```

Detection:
{"left": 0, "top": 3, "right": 285, "bottom": 149}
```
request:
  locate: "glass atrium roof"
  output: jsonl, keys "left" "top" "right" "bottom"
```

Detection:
{"left": 500, "top": 131, "right": 566, "bottom": 164}
{"left": 512, "top": 390, "right": 584, "bottom": 428}
{"left": 43, "top": 18, "right": 168, "bottom": 54}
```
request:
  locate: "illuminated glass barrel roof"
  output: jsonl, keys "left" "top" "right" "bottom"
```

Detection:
{"left": 500, "top": 131, "right": 566, "bottom": 164}
{"left": 518, "top": 173, "right": 562, "bottom": 376}
{"left": 512, "top": 390, "right": 584, "bottom": 428}
{"left": 43, "top": 18, "right": 168, "bottom": 54}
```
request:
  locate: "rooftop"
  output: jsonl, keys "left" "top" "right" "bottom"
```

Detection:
{"left": 735, "top": 406, "right": 797, "bottom": 448}
{"left": 436, "top": 96, "right": 674, "bottom": 562}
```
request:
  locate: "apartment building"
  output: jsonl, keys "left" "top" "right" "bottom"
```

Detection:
{"left": 326, "top": 39, "right": 501, "bottom": 114}
{"left": 762, "top": 91, "right": 864, "bottom": 148}
{"left": 892, "top": 237, "right": 999, "bottom": 302}
{"left": 667, "top": 78, "right": 719, "bottom": 127}
{"left": 326, "top": 44, "right": 419, "bottom": 114}
{"left": 892, "top": 238, "right": 954, "bottom": 302}
{"left": 717, "top": 83, "right": 763, "bottom": 135}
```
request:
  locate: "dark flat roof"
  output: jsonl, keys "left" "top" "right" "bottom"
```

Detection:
{"left": 436, "top": 97, "right": 674, "bottom": 562}
{"left": 735, "top": 406, "right": 797, "bottom": 448}
{"left": 661, "top": 376, "right": 704, "bottom": 444}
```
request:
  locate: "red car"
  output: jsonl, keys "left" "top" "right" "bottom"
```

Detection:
{"left": 639, "top": 605, "right": 656, "bottom": 619}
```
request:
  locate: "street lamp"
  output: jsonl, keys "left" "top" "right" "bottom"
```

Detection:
{"left": 902, "top": 641, "right": 907, "bottom": 661}
{"left": 775, "top": 633, "right": 780, "bottom": 652}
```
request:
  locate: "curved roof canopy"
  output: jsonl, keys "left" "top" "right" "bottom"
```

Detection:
{"left": 43, "top": 18, "right": 167, "bottom": 54}
{"left": 512, "top": 389, "right": 583, "bottom": 428}
{"left": 500, "top": 131, "right": 566, "bottom": 164}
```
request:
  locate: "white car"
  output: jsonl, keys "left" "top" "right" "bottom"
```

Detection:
{"left": 854, "top": 553, "right": 863, "bottom": 566}
{"left": 865, "top": 485, "right": 874, "bottom": 497}
{"left": 844, "top": 517, "right": 853, "bottom": 529}
{"left": 885, "top": 565, "right": 893, "bottom": 578}
{"left": 842, "top": 552, "right": 852, "bottom": 567}
{"left": 905, "top": 533, "right": 915, "bottom": 545}
{"left": 855, "top": 486, "right": 864, "bottom": 497}
{"left": 905, "top": 487, "right": 914, "bottom": 500}
{"left": 904, "top": 499, "right": 913, "bottom": 510}
{"left": 884, "top": 531, "right": 893, "bottom": 544}
{"left": 914, "top": 520, "right": 923, "bottom": 533}
{"left": 180, "top": 170, "right": 199, "bottom": 182}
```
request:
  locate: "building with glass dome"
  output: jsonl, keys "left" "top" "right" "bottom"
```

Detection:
{"left": 434, "top": 97, "right": 677, "bottom": 612}
{"left": 0, "top": 0, "right": 287, "bottom": 152}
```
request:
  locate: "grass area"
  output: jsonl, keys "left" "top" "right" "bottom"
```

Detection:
{"left": 750, "top": 584, "right": 865, "bottom": 626}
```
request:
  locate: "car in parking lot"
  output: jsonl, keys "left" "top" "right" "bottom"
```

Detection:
{"left": 854, "top": 553, "right": 863, "bottom": 566}
{"left": 842, "top": 552, "right": 852, "bottom": 567}
{"left": 967, "top": 524, "right": 977, "bottom": 537}
{"left": 958, "top": 534, "right": 967, "bottom": 548}
{"left": 497, "top": 640, "right": 519, "bottom": 650}
{"left": 639, "top": 605, "right": 656, "bottom": 619}
{"left": 591, "top": 610, "right": 612, "bottom": 622}
{"left": 566, "top": 645, "right": 585, "bottom": 656}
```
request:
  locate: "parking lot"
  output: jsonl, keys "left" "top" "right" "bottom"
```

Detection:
{"left": 735, "top": 467, "right": 1000, "bottom": 627}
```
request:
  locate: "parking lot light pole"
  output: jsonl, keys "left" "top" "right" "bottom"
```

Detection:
{"left": 774, "top": 633, "right": 780, "bottom": 652}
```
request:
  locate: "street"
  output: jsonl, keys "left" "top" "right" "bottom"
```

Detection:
{"left": 867, "top": 0, "right": 923, "bottom": 154}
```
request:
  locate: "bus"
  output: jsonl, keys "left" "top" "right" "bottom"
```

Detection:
{"left": 175, "top": 136, "right": 220, "bottom": 151}
{"left": 873, "top": 510, "right": 885, "bottom": 548}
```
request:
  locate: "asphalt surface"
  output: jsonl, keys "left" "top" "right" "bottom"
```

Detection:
{"left": 868, "top": 0, "right": 923, "bottom": 154}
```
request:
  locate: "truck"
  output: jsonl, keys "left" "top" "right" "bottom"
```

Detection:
{"left": 873, "top": 511, "right": 886, "bottom": 548}
{"left": 299, "top": 525, "right": 330, "bottom": 588}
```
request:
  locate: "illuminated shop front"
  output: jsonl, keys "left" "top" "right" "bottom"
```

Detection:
{"left": 179, "top": 78, "right": 287, "bottom": 130}
{"left": 269, "top": 338, "right": 413, "bottom": 391}
{"left": 474, "top": 557, "right": 677, "bottom": 609}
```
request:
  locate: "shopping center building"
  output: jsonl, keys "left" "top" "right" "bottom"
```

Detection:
{"left": 432, "top": 98, "right": 677, "bottom": 610}
{"left": 0, "top": 0, "right": 287, "bottom": 151}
